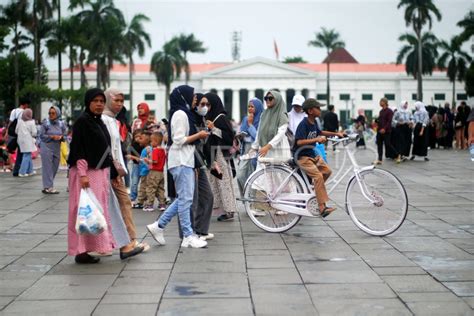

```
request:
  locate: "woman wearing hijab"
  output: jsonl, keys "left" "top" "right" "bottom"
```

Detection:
{"left": 67, "top": 88, "right": 118, "bottom": 264}
{"left": 131, "top": 102, "right": 153, "bottom": 132}
{"left": 39, "top": 106, "right": 67, "bottom": 193}
{"left": 15, "top": 108, "right": 37, "bottom": 177}
{"left": 203, "top": 92, "right": 237, "bottom": 222}
{"left": 392, "top": 101, "right": 413, "bottom": 158}
{"left": 410, "top": 101, "right": 430, "bottom": 161}
{"left": 187, "top": 93, "right": 214, "bottom": 239}
{"left": 147, "top": 85, "right": 209, "bottom": 248}
{"left": 250, "top": 90, "right": 291, "bottom": 165}
{"left": 236, "top": 97, "right": 263, "bottom": 195}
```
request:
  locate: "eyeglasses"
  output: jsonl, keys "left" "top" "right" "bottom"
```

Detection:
{"left": 199, "top": 102, "right": 210, "bottom": 106}
{"left": 264, "top": 96, "right": 274, "bottom": 102}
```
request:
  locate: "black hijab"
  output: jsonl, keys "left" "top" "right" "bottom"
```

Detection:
{"left": 192, "top": 93, "right": 206, "bottom": 127}
{"left": 205, "top": 92, "right": 227, "bottom": 121}
{"left": 168, "top": 85, "right": 198, "bottom": 145}
{"left": 67, "top": 88, "right": 112, "bottom": 169}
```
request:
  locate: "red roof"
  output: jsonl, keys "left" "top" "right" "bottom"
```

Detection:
{"left": 66, "top": 62, "right": 442, "bottom": 74}
{"left": 322, "top": 48, "right": 358, "bottom": 64}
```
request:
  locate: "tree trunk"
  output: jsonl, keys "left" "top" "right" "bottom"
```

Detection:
{"left": 96, "top": 59, "right": 100, "bottom": 88}
{"left": 14, "top": 24, "right": 19, "bottom": 108}
{"left": 165, "top": 84, "right": 170, "bottom": 118}
{"left": 452, "top": 79, "right": 455, "bottom": 108}
{"left": 57, "top": 1, "right": 62, "bottom": 101}
{"left": 80, "top": 49, "right": 86, "bottom": 88}
{"left": 416, "top": 31, "right": 423, "bottom": 101}
{"left": 326, "top": 58, "right": 330, "bottom": 108}
{"left": 34, "top": 7, "right": 40, "bottom": 84}
{"left": 129, "top": 56, "right": 133, "bottom": 122}
{"left": 184, "top": 51, "right": 189, "bottom": 85}
{"left": 69, "top": 47, "right": 74, "bottom": 90}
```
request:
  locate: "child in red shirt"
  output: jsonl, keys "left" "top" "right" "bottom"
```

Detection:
{"left": 143, "top": 132, "right": 167, "bottom": 211}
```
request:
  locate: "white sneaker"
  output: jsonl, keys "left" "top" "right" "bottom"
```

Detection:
{"left": 199, "top": 233, "right": 215, "bottom": 241}
{"left": 146, "top": 223, "right": 166, "bottom": 245}
{"left": 251, "top": 209, "right": 266, "bottom": 217}
{"left": 181, "top": 235, "right": 207, "bottom": 248}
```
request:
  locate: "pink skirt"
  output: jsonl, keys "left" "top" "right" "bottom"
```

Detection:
{"left": 67, "top": 166, "right": 116, "bottom": 256}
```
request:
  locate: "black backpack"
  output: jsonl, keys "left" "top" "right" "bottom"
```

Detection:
{"left": 7, "top": 119, "right": 18, "bottom": 137}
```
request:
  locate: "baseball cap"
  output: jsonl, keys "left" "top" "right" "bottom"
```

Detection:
{"left": 302, "top": 98, "right": 325, "bottom": 111}
{"left": 291, "top": 95, "right": 305, "bottom": 106}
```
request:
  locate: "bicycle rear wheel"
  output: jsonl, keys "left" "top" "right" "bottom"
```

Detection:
{"left": 243, "top": 167, "right": 304, "bottom": 233}
{"left": 346, "top": 168, "right": 408, "bottom": 236}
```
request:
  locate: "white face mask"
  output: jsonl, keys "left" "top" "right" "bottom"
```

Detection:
{"left": 197, "top": 106, "right": 208, "bottom": 117}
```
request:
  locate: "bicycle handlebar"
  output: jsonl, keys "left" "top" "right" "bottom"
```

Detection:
{"left": 328, "top": 133, "right": 360, "bottom": 146}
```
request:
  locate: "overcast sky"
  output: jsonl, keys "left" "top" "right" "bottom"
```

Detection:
{"left": 2, "top": 0, "right": 473, "bottom": 69}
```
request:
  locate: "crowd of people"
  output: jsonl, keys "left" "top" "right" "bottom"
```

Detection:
{"left": 1, "top": 87, "right": 473, "bottom": 264}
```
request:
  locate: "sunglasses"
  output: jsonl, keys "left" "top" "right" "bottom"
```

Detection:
{"left": 199, "top": 102, "right": 210, "bottom": 106}
{"left": 264, "top": 96, "right": 274, "bottom": 102}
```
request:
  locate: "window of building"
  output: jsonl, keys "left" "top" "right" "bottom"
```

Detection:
{"left": 124, "top": 94, "right": 130, "bottom": 101}
{"left": 434, "top": 93, "right": 445, "bottom": 101}
{"left": 362, "top": 94, "right": 373, "bottom": 101}
{"left": 339, "top": 109, "right": 350, "bottom": 128}
{"left": 457, "top": 93, "right": 467, "bottom": 101}
{"left": 412, "top": 93, "right": 418, "bottom": 101}
{"left": 144, "top": 94, "right": 155, "bottom": 101}
{"left": 316, "top": 94, "right": 327, "bottom": 100}
{"left": 339, "top": 94, "right": 350, "bottom": 101}
{"left": 384, "top": 93, "right": 395, "bottom": 101}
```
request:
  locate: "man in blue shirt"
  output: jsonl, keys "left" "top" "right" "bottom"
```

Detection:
{"left": 294, "top": 98, "right": 344, "bottom": 217}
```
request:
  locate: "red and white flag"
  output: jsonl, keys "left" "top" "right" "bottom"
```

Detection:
{"left": 273, "top": 39, "right": 279, "bottom": 61}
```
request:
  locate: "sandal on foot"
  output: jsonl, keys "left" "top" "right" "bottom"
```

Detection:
{"left": 320, "top": 207, "right": 336, "bottom": 218}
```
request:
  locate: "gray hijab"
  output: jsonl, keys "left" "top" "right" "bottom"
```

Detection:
{"left": 258, "top": 90, "right": 289, "bottom": 147}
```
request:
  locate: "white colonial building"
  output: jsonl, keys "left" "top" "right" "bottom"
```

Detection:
{"left": 47, "top": 54, "right": 469, "bottom": 126}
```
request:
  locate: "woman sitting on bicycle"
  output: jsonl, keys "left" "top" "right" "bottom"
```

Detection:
{"left": 294, "top": 98, "right": 345, "bottom": 218}
{"left": 250, "top": 90, "right": 291, "bottom": 166}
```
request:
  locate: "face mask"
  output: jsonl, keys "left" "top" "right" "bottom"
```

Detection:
{"left": 197, "top": 106, "right": 208, "bottom": 117}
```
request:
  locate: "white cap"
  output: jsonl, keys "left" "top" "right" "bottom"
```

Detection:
{"left": 292, "top": 95, "right": 305, "bottom": 106}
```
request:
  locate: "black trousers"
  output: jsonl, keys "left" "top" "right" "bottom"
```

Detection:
{"left": 377, "top": 132, "right": 398, "bottom": 161}
{"left": 13, "top": 151, "right": 23, "bottom": 176}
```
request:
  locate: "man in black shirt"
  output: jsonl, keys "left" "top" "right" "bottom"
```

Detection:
{"left": 323, "top": 105, "right": 339, "bottom": 132}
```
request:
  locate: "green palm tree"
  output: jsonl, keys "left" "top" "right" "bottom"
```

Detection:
{"left": 173, "top": 33, "right": 207, "bottom": 84}
{"left": 1, "top": 0, "right": 30, "bottom": 107}
{"left": 123, "top": 13, "right": 151, "bottom": 120}
{"left": 283, "top": 56, "right": 307, "bottom": 64}
{"left": 398, "top": 0, "right": 442, "bottom": 101}
{"left": 46, "top": 20, "right": 67, "bottom": 86}
{"left": 76, "top": 0, "right": 124, "bottom": 88}
{"left": 457, "top": 10, "right": 474, "bottom": 44}
{"left": 308, "top": 27, "right": 345, "bottom": 108}
{"left": 0, "top": 26, "right": 9, "bottom": 52}
{"left": 150, "top": 41, "right": 184, "bottom": 117}
{"left": 438, "top": 36, "right": 472, "bottom": 106}
{"left": 396, "top": 32, "right": 439, "bottom": 79}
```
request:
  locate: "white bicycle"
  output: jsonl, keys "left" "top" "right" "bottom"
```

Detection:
{"left": 239, "top": 134, "right": 408, "bottom": 236}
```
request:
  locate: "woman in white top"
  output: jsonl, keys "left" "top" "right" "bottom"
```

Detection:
{"left": 251, "top": 90, "right": 291, "bottom": 165}
{"left": 15, "top": 108, "right": 37, "bottom": 177}
{"left": 147, "top": 85, "right": 209, "bottom": 248}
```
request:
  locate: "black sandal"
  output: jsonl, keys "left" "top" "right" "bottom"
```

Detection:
{"left": 320, "top": 206, "right": 336, "bottom": 218}
{"left": 75, "top": 253, "right": 100, "bottom": 264}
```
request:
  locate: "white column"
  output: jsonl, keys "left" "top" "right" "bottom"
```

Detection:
{"left": 232, "top": 89, "right": 241, "bottom": 121}
{"left": 295, "top": 89, "right": 302, "bottom": 96}
{"left": 248, "top": 89, "right": 255, "bottom": 100}
{"left": 309, "top": 89, "right": 316, "bottom": 98}
{"left": 217, "top": 89, "right": 225, "bottom": 102}
{"left": 280, "top": 89, "right": 287, "bottom": 105}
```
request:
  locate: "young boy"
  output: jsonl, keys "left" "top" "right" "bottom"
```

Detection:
{"left": 294, "top": 98, "right": 345, "bottom": 217}
{"left": 128, "top": 130, "right": 144, "bottom": 202}
{"left": 129, "top": 131, "right": 151, "bottom": 209}
{"left": 143, "top": 132, "right": 167, "bottom": 211}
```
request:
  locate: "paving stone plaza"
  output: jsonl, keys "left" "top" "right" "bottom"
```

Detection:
{"left": 0, "top": 149, "right": 473, "bottom": 315}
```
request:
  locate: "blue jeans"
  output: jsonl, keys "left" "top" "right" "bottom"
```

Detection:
{"left": 129, "top": 164, "right": 140, "bottom": 201}
{"left": 158, "top": 166, "right": 194, "bottom": 238}
{"left": 19, "top": 152, "right": 33, "bottom": 175}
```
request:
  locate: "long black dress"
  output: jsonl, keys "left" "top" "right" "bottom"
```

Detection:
{"left": 412, "top": 123, "right": 428, "bottom": 157}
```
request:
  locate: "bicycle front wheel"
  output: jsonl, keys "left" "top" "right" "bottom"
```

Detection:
{"left": 346, "top": 168, "right": 408, "bottom": 236}
{"left": 243, "top": 166, "right": 304, "bottom": 233}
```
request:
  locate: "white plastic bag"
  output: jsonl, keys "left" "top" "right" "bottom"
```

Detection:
{"left": 75, "top": 188, "right": 107, "bottom": 235}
